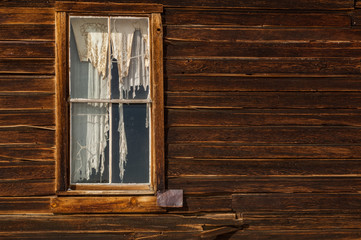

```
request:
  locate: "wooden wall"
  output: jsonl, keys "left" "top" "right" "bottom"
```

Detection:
{"left": 1, "top": 0, "right": 361, "bottom": 239}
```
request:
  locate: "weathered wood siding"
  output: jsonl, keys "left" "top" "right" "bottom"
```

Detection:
{"left": 1, "top": 0, "right": 361, "bottom": 239}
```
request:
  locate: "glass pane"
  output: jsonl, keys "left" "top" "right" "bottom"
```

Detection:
{"left": 111, "top": 103, "right": 149, "bottom": 183}
{"left": 70, "top": 17, "right": 109, "bottom": 100}
{"left": 110, "top": 18, "right": 149, "bottom": 100}
{"left": 71, "top": 103, "right": 109, "bottom": 183}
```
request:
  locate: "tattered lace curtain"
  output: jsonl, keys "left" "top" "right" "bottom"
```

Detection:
{"left": 70, "top": 18, "right": 149, "bottom": 183}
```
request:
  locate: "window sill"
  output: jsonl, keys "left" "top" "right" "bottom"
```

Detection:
{"left": 51, "top": 195, "right": 165, "bottom": 214}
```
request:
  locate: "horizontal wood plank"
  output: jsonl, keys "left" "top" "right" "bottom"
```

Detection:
{"left": 166, "top": 27, "right": 361, "bottom": 42}
{"left": 166, "top": 92, "right": 361, "bottom": 109}
{"left": 0, "top": 41, "right": 54, "bottom": 58}
{"left": 0, "top": 1, "right": 54, "bottom": 8}
{"left": 166, "top": 58, "right": 361, "bottom": 75}
{"left": 166, "top": 41, "right": 361, "bottom": 58}
{"left": 0, "top": 197, "right": 50, "bottom": 214}
{"left": 228, "top": 230, "right": 361, "bottom": 240}
{"left": 0, "top": 8, "right": 54, "bottom": 24}
{"left": 172, "top": 195, "right": 232, "bottom": 212}
{"left": 0, "top": 0, "right": 354, "bottom": 9}
{"left": 166, "top": 76, "right": 361, "bottom": 92}
{"left": 0, "top": 213, "right": 239, "bottom": 232}
{"left": 51, "top": 196, "right": 163, "bottom": 213}
{"left": 0, "top": 126, "right": 55, "bottom": 145}
{"left": 232, "top": 193, "right": 361, "bottom": 212}
{"left": 168, "top": 144, "right": 361, "bottom": 159}
{"left": 0, "top": 145, "right": 54, "bottom": 162}
{"left": 0, "top": 180, "right": 54, "bottom": 197}
{"left": 164, "top": 10, "right": 351, "bottom": 27}
{"left": 0, "top": 94, "right": 54, "bottom": 110}
{"left": 168, "top": 159, "right": 361, "bottom": 177}
{"left": 0, "top": 161, "right": 54, "bottom": 181}
{"left": 0, "top": 59, "right": 54, "bottom": 74}
{"left": 162, "top": 0, "right": 354, "bottom": 9}
{"left": 55, "top": 2, "right": 162, "bottom": 13}
{"left": 0, "top": 24, "right": 54, "bottom": 41}
{"left": 243, "top": 212, "right": 361, "bottom": 230}
{"left": 168, "top": 176, "right": 361, "bottom": 194}
{"left": 0, "top": 110, "right": 55, "bottom": 127}
{"left": 167, "top": 127, "right": 361, "bottom": 144}
{"left": 0, "top": 76, "right": 54, "bottom": 92}
{"left": 166, "top": 109, "right": 361, "bottom": 127}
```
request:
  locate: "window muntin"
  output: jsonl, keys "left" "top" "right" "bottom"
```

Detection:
{"left": 69, "top": 16, "right": 151, "bottom": 185}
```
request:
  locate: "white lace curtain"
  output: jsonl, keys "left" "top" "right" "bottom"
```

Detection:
{"left": 71, "top": 18, "right": 149, "bottom": 183}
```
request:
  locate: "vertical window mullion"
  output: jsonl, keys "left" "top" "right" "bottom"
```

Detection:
{"left": 107, "top": 17, "right": 113, "bottom": 184}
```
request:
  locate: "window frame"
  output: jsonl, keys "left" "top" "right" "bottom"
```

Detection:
{"left": 55, "top": 2, "right": 164, "bottom": 196}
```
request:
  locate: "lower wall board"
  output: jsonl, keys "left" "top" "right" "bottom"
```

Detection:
{"left": 0, "top": 213, "right": 240, "bottom": 233}
{"left": 0, "top": 110, "right": 55, "bottom": 127}
{"left": 167, "top": 126, "right": 361, "bottom": 145}
{"left": 166, "top": 91, "right": 361, "bottom": 109}
{"left": 168, "top": 176, "right": 361, "bottom": 194}
{"left": 0, "top": 94, "right": 54, "bottom": 110}
{"left": 232, "top": 193, "right": 361, "bottom": 212}
{"left": 0, "top": 145, "right": 54, "bottom": 162}
{"left": 166, "top": 109, "right": 361, "bottom": 127}
{"left": 225, "top": 230, "right": 361, "bottom": 240}
{"left": 0, "top": 197, "right": 50, "bottom": 214}
{"left": 166, "top": 58, "right": 361, "bottom": 75}
{"left": 0, "top": 180, "right": 55, "bottom": 197}
{"left": 0, "top": 126, "right": 55, "bottom": 145}
{"left": 168, "top": 159, "right": 361, "bottom": 176}
{"left": 168, "top": 144, "right": 361, "bottom": 159}
{"left": 242, "top": 212, "right": 361, "bottom": 231}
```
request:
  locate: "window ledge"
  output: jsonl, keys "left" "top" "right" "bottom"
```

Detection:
{"left": 51, "top": 196, "right": 165, "bottom": 213}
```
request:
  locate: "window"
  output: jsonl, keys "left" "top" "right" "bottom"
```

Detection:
{"left": 55, "top": 2, "right": 164, "bottom": 196}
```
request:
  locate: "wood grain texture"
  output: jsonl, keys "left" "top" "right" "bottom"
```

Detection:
{"left": 55, "top": 11, "right": 69, "bottom": 193}
{"left": 173, "top": 195, "right": 232, "bottom": 212}
{"left": 51, "top": 196, "right": 163, "bottom": 213}
{"left": 0, "top": 76, "right": 54, "bottom": 92}
{"left": 166, "top": 27, "right": 361, "bottom": 42}
{"left": 242, "top": 212, "right": 361, "bottom": 230}
{"left": 232, "top": 193, "right": 361, "bottom": 212}
{"left": 0, "top": 110, "right": 55, "bottom": 127}
{"left": 166, "top": 76, "right": 361, "bottom": 92}
{"left": 0, "top": 180, "right": 54, "bottom": 197}
{"left": 166, "top": 41, "right": 361, "bottom": 58}
{"left": 166, "top": 109, "right": 361, "bottom": 127}
{"left": 168, "top": 176, "right": 361, "bottom": 194}
{"left": 55, "top": 2, "right": 162, "bottom": 13}
{"left": 0, "top": 197, "right": 50, "bottom": 214}
{"left": 164, "top": 10, "right": 351, "bottom": 27}
{"left": 151, "top": 13, "right": 165, "bottom": 191}
{"left": 0, "top": 59, "right": 55, "bottom": 74}
{"left": 0, "top": 25, "right": 54, "bottom": 41}
{"left": 168, "top": 159, "right": 361, "bottom": 177}
{"left": 0, "top": 1, "right": 54, "bottom": 8}
{"left": 0, "top": 126, "right": 54, "bottom": 145}
{"left": 0, "top": 8, "right": 54, "bottom": 24}
{"left": 0, "top": 145, "right": 54, "bottom": 162}
{"left": 0, "top": 161, "right": 54, "bottom": 181}
{"left": 160, "top": 0, "right": 354, "bottom": 9}
{"left": 166, "top": 92, "right": 361, "bottom": 109}
{"left": 0, "top": 41, "right": 54, "bottom": 58}
{"left": 50, "top": 0, "right": 354, "bottom": 9}
{"left": 0, "top": 213, "right": 239, "bottom": 232}
{"left": 0, "top": 94, "right": 54, "bottom": 110}
{"left": 166, "top": 58, "right": 361, "bottom": 75}
{"left": 167, "top": 126, "right": 361, "bottom": 144}
{"left": 168, "top": 144, "right": 361, "bottom": 159}
{"left": 227, "top": 230, "right": 361, "bottom": 240}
